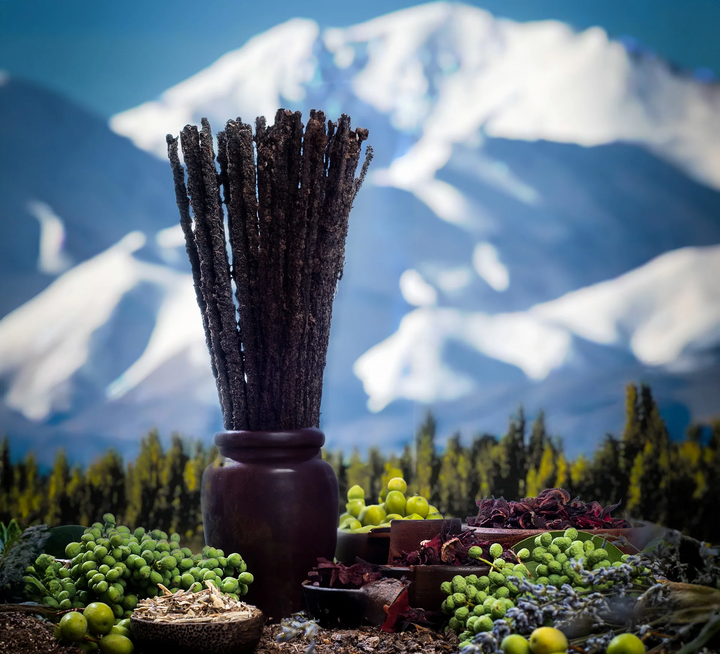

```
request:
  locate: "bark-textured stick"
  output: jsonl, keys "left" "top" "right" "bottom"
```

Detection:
{"left": 166, "top": 135, "right": 220, "bottom": 391}
{"left": 308, "top": 116, "right": 368, "bottom": 426}
{"left": 224, "top": 120, "right": 255, "bottom": 429}
{"left": 281, "top": 111, "right": 307, "bottom": 428}
{"left": 199, "top": 118, "right": 248, "bottom": 430}
{"left": 297, "top": 111, "right": 328, "bottom": 426}
{"left": 238, "top": 120, "right": 262, "bottom": 428}
{"left": 270, "top": 110, "right": 303, "bottom": 428}
{"left": 255, "top": 115, "right": 283, "bottom": 429}
{"left": 267, "top": 110, "right": 289, "bottom": 428}
{"left": 179, "top": 125, "right": 233, "bottom": 428}
{"left": 307, "top": 118, "right": 349, "bottom": 426}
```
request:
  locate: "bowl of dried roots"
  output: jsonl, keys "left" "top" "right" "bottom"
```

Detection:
{"left": 130, "top": 583, "right": 265, "bottom": 654}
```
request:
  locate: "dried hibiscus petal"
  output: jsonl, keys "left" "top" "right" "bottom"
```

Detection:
{"left": 467, "top": 488, "right": 631, "bottom": 530}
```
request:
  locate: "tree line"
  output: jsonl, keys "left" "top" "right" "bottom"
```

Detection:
{"left": 1, "top": 384, "right": 719, "bottom": 542}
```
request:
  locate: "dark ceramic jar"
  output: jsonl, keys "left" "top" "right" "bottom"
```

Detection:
{"left": 201, "top": 428, "right": 338, "bottom": 620}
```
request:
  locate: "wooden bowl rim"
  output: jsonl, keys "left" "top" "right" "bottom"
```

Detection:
{"left": 302, "top": 580, "right": 366, "bottom": 595}
{"left": 130, "top": 609, "right": 264, "bottom": 627}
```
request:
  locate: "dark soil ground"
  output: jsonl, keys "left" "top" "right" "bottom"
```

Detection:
{"left": 0, "top": 613, "right": 81, "bottom": 654}
{"left": 0, "top": 612, "right": 459, "bottom": 654}
{"left": 257, "top": 623, "right": 459, "bottom": 654}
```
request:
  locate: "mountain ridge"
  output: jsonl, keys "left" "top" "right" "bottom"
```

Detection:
{"left": 1, "top": 4, "right": 720, "bottom": 464}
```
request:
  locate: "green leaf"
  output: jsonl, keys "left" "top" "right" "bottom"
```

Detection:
{"left": 511, "top": 530, "right": 624, "bottom": 577}
{"left": 641, "top": 537, "right": 665, "bottom": 553}
{"left": 42, "top": 525, "right": 86, "bottom": 559}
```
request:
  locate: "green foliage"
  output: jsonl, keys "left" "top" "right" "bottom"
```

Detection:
{"left": 0, "top": 524, "right": 50, "bottom": 601}
{"left": 0, "top": 383, "right": 719, "bottom": 544}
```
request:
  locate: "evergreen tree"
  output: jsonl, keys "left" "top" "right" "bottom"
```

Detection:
{"left": 17, "top": 452, "right": 42, "bottom": 523}
{"left": 526, "top": 442, "right": 556, "bottom": 496}
{"left": 527, "top": 411, "right": 548, "bottom": 472}
{"left": 86, "top": 450, "right": 126, "bottom": 523}
{"left": 473, "top": 434, "right": 500, "bottom": 498}
{"left": 0, "top": 436, "right": 13, "bottom": 520}
{"left": 555, "top": 448, "right": 569, "bottom": 491}
{"left": 568, "top": 454, "right": 593, "bottom": 499}
{"left": 414, "top": 411, "right": 437, "bottom": 499}
{"left": 46, "top": 449, "right": 70, "bottom": 525}
{"left": 620, "top": 383, "right": 642, "bottom": 499}
{"left": 66, "top": 466, "right": 88, "bottom": 526}
{"left": 438, "top": 433, "right": 474, "bottom": 517}
{"left": 126, "top": 430, "right": 164, "bottom": 527}
{"left": 399, "top": 444, "right": 414, "bottom": 488}
{"left": 160, "top": 434, "right": 189, "bottom": 534}
{"left": 368, "top": 446, "right": 385, "bottom": 502}
{"left": 591, "top": 435, "right": 625, "bottom": 506}
{"left": 346, "top": 448, "right": 371, "bottom": 494}
{"left": 183, "top": 441, "right": 208, "bottom": 539}
{"left": 499, "top": 407, "right": 527, "bottom": 500}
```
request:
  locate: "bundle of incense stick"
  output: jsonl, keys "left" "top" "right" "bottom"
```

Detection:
{"left": 166, "top": 109, "right": 372, "bottom": 431}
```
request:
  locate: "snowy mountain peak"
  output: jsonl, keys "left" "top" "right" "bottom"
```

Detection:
{"left": 110, "top": 18, "right": 318, "bottom": 155}
{"left": 111, "top": 2, "right": 720, "bottom": 193}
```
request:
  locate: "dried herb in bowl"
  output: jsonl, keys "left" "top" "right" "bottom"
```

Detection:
{"left": 134, "top": 583, "right": 260, "bottom": 623}
{"left": 467, "top": 488, "right": 632, "bottom": 530}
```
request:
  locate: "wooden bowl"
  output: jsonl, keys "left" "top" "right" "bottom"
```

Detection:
{"left": 334, "top": 526, "right": 391, "bottom": 565}
{"left": 130, "top": 609, "right": 265, "bottom": 654}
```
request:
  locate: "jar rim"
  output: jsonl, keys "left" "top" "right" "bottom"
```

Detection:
{"left": 214, "top": 427, "right": 325, "bottom": 451}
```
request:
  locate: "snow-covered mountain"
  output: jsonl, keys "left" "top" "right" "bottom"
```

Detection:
{"left": 2, "top": 3, "right": 720, "bottom": 463}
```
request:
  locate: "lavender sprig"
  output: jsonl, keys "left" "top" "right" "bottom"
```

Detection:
{"left": 276, "top": 612, "right": 319, "bottom": 654}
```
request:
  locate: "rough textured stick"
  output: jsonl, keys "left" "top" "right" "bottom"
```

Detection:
{"left": 307, "top": 116, "right": 369, "bottom": 426}
{"left": 216, "top": 129, "right": 230, "bottom": 207}
{"left": 179, "top": 125, "right": 233, "bottom": 427}
{"left": 296, "top": 111, "right": 328, "bottom": 426}
{"left": 165, "top": 134, "right": 219, "bottom": 389}
{"left": 199, "top": 118, "right": 248, "bottom": 430}
{"left": 254, "top": 115, "right": 281, "bottom": 428}
{"left": 169, "top": 111, "right": 370, "bottom": 433}
{"left": 308, "top": 118, "right": 349, "bottom": 425}
{"left": 224, "top": 120, "right": 257, "bottom": 429}
{"left": 281, "top": 111, "right": 307, "bottom": 428}
{"left": 237, "top": 120, "right": 263, "bottom": 428}
{"left": 270, "top": 110, "right": 305, "bottom": 428}
{"left": 353, "top": 141, "right": 373, "bottom": 201}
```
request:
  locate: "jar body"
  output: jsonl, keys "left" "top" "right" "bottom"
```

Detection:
{"left": 201, "top": 428, "right": 338, "bottom": 619}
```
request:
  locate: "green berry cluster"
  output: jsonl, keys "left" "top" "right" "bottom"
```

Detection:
{"left": 526, "top": 528, "right": 615, "bottom": 588}
{"left": 23, "top": 513, "right": 253, "bottom": 619}
{"left": 440, "top": 542, "right": 531, "bottom": 644}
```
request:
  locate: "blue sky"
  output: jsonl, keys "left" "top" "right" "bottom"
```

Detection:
{"left": 1, "top": 0, "right": 719, "bottom": 118}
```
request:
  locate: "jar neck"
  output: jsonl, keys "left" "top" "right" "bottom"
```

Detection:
{"left": 215, "top": 428, "right": 325, "bottom": 462}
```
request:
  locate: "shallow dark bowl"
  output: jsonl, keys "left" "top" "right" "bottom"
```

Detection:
{"left": 465, "top": 526, "right": 655, "bottom": 554}
{"left": 302, "top": 580, "right": 367, "bottom": 628}
{"left": 335, "top": 526, "right": 391, "bottom": 565}
{"left": 130, "top": 610, "right": 264, "bottom": 654}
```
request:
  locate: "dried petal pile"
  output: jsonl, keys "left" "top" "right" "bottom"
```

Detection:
{"left": 134, "top": 582, "right": 260, "bottom": 623}
{"left": 307, "top": 558, "right": 383, "bottom": 589}
{"left": 391, "top": 530, "right": 516, "bottom": 567}
{"left": 467, "top": 488, "right": 632, "bottom": 530}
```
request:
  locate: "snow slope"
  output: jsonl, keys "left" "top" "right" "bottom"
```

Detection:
{"left": 2, "top": 4, "right": 720, "bottom": 462}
